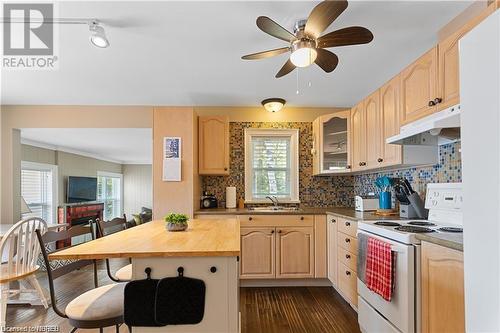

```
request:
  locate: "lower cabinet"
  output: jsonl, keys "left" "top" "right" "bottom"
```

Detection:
{"left": 421, "top": 241, "right": 464, "bottom": 333}
{"left": 276, "top": 227, "right": 314, "bottom": 278}
{"left": 240, "top": 227, "right": 275, "bottom": 279}
{"left": 327, "top": 214, "right": 338, "bottom": 286}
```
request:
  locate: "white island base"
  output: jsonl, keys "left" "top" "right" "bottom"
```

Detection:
{"left": 131, "top": 256, "right": 240, "bottom": 333}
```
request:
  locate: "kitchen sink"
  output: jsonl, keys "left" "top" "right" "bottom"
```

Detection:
{"left": 248, "top": 206, "right": 302, "bottom": 212}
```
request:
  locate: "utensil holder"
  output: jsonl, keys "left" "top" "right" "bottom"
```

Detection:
{"left": 379, "top": 191, "right": 391, "bottom": 209}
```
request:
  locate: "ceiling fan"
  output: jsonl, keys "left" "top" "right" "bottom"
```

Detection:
{"left": 242, "top": 0, "right": 374, "bottom": 78}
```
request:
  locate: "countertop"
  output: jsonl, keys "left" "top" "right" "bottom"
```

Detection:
{"left": 416, "top": 232, "right": 463, "bottom": 252}
{"left": 49, "top": 219, "right": 240, "bottom": 260}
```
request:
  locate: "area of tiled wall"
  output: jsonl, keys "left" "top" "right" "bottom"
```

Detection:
{"left": 201, "top": 122, "right": 354, "bottom": 208}
{"left": 201, "top": 121, "right": 461, "bottom": 208}
{"left": 353, "top": 142, "right": 462, "bottom": 199}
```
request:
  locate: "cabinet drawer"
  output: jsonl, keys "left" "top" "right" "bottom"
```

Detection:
{"left": 338, "top": 246, "right": 357, "bottom": 272}
{"left": 338, "top": 262, "right": 358, "bottom": 306}
{"left": 238, "top": 215, "right": 313, "bottom": 227}
{"left": 337, "top": 218, "right": 357, "bottom": 237}
{"left": 338, "top": 232, "right": 358, "bottom": 254}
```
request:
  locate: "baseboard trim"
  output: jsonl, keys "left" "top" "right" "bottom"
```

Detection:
{"left": 240, "top": 278, "right": 332, "bottom": 287}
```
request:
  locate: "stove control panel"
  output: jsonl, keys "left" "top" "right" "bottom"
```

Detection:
{"left": 425, "top": 183, "right": 463, "bottom": 211}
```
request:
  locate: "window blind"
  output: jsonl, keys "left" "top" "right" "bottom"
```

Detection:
{"left": 251, "top": 136, "right": 291, "bottom": 198}
{"left": 21, "top": 168, "right": 54, "bottom": 223}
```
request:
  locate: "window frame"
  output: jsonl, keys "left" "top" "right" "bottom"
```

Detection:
{"left": 244, "top": 128, "right": 300, "bottom": 204}
{"left": 97, "top": 171, "right": 124, "bottom": 220}
{"left": 20, "top": 161, "right": 59, "bottom": 224}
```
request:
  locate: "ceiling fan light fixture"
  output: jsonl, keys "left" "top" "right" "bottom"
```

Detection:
{"left": 290, "top": 39, "right": 317, "bottom": 68}
{"left": 262, "top": 98, "right": 286, "bottom": 113}
{"left": 89, "top": 22, "right": 109, "bottom": 48}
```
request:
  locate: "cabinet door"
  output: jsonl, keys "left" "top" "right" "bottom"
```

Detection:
{"left": 400, "top": 47, "right": 438, "bottom": 124}
{"left": 276, "top": 227, "right": 314, "bottom": 278}
{"left": 319, "top": 110, "right": 351, "bottom": 173}
{"left": 326, "top": 215, "right": 338, "bottom": 287}
{"left": 351, "top": 101, "right": 366, "bottom": 171}
{"left": 199, "top": 116, "right": 230, "bottom": 175}
{"left": 364, "top": 90, "right": 382, "bottom": 168}
{"left": 380, "top": 76, "right": 402, "bottom": 167}
{"left": 421, "top": 241, "right": 464, "bottom": 333}
{"left": 240, "top": 227, "right": 275, "bottom": 279}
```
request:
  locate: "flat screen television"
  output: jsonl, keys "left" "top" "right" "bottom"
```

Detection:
{"left": 67, "top": 176, "right": 97, "bottom": 203}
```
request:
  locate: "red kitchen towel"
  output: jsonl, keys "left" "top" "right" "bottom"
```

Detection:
{"left": 365, "top": 237, "right": 394, "bottom": 301}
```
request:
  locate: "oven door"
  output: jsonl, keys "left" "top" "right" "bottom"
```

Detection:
{"left": 357, "top": 230, "right": 415, "bottom": 333}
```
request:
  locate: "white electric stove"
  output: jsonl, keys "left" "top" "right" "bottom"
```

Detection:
{"left": 357, "top": 183, "right": 463, "bottom": 333}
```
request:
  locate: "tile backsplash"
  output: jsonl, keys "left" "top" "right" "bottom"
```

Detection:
{"left": 201, "top": 121, "right": 461, "bottom": 208}
{"left": 201, "top": 122, "right": 354, "bottom": 208}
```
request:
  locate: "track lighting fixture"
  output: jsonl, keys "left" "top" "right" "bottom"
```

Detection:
{"left": 89, "top": 21, "right": 110, "bottom": 48}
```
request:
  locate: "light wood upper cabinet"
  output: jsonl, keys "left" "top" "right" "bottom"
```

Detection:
{"left": 351, "top": 102, "right": 366, "bottom": 171}
{"left": 400, "top": 47, "right": 439, "bottom": 124}
{"left": 326, "top": 214, "right": 338, "bottom": 287}
{"left": 421, "top": 241, "right": 465, "bottom": 333}
{"left": 276, "top": 227, "right": 314, "bottom": 278}
{"left": 380, "top": 76, "right": 403, "bottom": 167}
{"left": 240, "top": 227, "right": 275, "bottom": 279}
{"left": 438, "top": 32, "right": 461, "bottom": 110}
{"left": 364, "top": 90, "right": 382, "bottom": 168}
{"left": 199, "top": 116, "right": 230, "bottom": 175}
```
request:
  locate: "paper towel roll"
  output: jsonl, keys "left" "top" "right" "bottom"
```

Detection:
{"left": 226, "top": 187, "right": 236, "bottom": 208}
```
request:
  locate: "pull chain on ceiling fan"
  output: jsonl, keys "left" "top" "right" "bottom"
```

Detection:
{"left": 242, "top": 0, "right": 374, "bottom": 78}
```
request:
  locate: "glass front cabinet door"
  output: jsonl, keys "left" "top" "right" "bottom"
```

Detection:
{"left": 312, "top": 110, "right": 351, "bottom": 175}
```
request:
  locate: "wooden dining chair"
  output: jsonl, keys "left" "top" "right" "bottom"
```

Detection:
{"left": 96, "top": 215, "right": 133, "bottom": 282}
{"left": 36, "top": 223, "right": 125, "bottom": 333}
{"left": 0, "top": 218, "right": 48, "bottom": 328}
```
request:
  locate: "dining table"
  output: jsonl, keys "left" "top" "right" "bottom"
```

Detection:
{"left": 49, "top": 218, "right": 241, "bottom": 333}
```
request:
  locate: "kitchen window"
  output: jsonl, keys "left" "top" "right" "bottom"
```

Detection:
{"left": 244, "top": 128, "right": 299, "bottom": 203}
{"left": 21, "top": 161, "right": 58, "bottom": 224}
{"left": 97, "top": 171, "right": 123, "bottom": 221}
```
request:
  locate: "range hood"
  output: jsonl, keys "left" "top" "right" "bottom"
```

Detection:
{"left": 387, "top": 104, "right": 461, "bottom": 145}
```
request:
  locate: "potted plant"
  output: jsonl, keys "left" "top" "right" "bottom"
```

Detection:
{"left": 164, "top": 213, "right": 189, "bottom": 232}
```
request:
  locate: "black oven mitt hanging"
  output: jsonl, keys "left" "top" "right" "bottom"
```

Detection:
{"left": 124, "top": 268, "right": 164, "bottom": 327}
{"left": 154, "top": 267, "right": 206, "bottom": 326}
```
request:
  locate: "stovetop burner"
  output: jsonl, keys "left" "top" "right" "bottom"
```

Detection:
{"left": 374, "top": 221, "right": 401, "bottom": 227}
{"left": 407, "top": 221, "right": 437, "bottom": 226}
{"left": 395, "top": 226, "right": 436, "bottom": 233}
{"left": 439, "top": 227, "right": 463, "bottom": 233}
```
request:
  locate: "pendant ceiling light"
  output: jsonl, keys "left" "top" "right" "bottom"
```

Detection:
{"left": 262, "top": 98, "right": 286, "bottom": 113}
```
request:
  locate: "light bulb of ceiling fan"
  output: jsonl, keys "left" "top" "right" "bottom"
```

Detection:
{"left": 290, "top": 47, "right": 317, "bottom": 68}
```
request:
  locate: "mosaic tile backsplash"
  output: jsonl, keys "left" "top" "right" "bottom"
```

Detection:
{"left": 201, "top": 122, "right": 354, "bottom": 208}
{"left": 201, "top": 121, "right": 461, "bottom": 208}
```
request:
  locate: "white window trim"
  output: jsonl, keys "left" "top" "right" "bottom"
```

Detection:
{"left": 21, "top": 161, "right": 59, "bottom": 224}
{"left": 244, "top": 128, "right": 300, "bottom": 204}
{"left": 97, "top": 171, "right": 124, "bottom": 216}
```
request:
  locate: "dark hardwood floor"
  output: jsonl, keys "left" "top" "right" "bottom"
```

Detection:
{"left": 7, "top": 260, "right": 359, "bottom": 333}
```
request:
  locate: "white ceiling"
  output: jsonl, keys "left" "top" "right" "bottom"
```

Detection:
{"left": 2, "top": 1, "right": 471, "bottom": 107}
{"left": 20, "top": 128, "right": 152, "bottom": 164}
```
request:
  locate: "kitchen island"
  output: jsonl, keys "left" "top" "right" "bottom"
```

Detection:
{"left": 50, "top": 219, "right": 240, "bottom": 333}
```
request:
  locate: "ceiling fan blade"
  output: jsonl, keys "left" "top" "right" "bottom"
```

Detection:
{"left": 317, "top": 26, "right": 374, "bottom": 48}
{"left": 305, "top": 0, "right": 348, "bottom": 39}
{"left": 275, "top": 59, "right": 296, "bottom": 78}
{"left": 242, "top": 47, "right": 290, "bottom": 60}
{"left": 257, "top": 16, "right": 297, "bottom": 43}
{"left": 315, "top": 49, "right": 339, "bottom": 73}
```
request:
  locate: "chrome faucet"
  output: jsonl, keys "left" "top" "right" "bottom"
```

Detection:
{"left": 266, "top": 196, "right": 279, "bottom": 207}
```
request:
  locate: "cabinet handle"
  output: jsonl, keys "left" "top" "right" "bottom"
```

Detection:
{"left": 248, "top": 217, "right": 253, "bottom": 221}
{"left": 271, "top": 230, "right": 274, "bottom": 234}
{"left": 377, "top": 158, "right": 383, "bottom": 163}
{"left": 346, "top": 254, "right": 351, "bottom": 259}
{"left": 359, "top": 162, "right": 367, "bottom": 166}
{"left": 345, "top": 238, "right": 351, "bottom": 243}
{"left": 346, "top": 165, "right": 351, "bottom": 169}
{"left": 300, "top": 216, "right": 304, "bottom": 221}
{"left": 224, "top": 167, "right": 228, "bottom": 171}
{"left": 345, "top": 221, "right": 351, "bottom": 227}
{"left": 346, "top": 271, "right": 351, "bottom": 276}
{"left": 434, "top": 97, "right": 443, "bottom": 104}
{"left": 428, "top": 100, "right": 436, "bottom": 106}
{"left": 278, "top": 230, "right": 282, "bottom": 234}
{"left": 331, "top": 219, "right": 336, "bottom": 223}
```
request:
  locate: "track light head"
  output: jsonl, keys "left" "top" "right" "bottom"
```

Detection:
{"left": 89, "top": 22, "right": 109, "bottom": 48}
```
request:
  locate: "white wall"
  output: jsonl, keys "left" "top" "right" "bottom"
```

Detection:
{"left": 123, "top": 164, "right": 152, "bottom": 218}
{"left": 460, "top": 11, "right": 500, "bottom": 332}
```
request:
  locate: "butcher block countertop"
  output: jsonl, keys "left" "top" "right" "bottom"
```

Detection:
{"left": 49, "top": 219, "right": 240, "bottom": 260}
